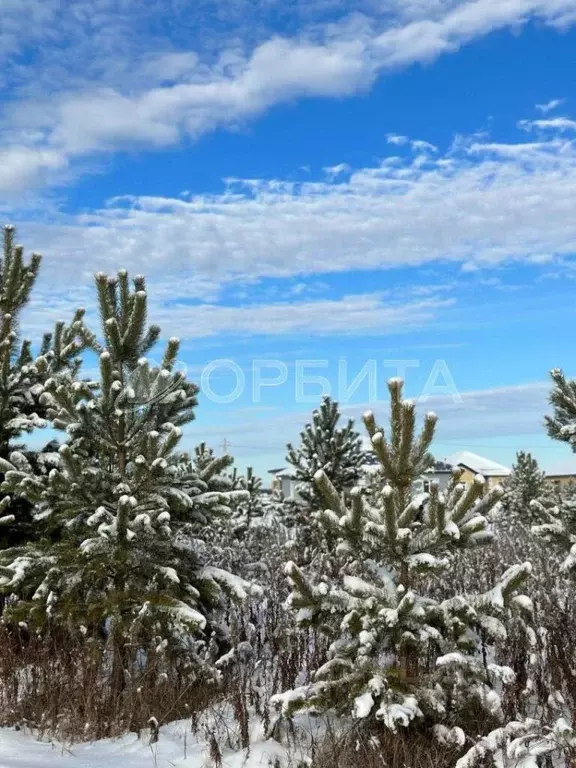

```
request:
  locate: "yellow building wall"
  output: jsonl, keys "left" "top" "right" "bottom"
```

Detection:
{"left": 458, "top": 468, "right": 477, "bottom": 485}
{"left": 458, "top": 467, "right": 508, "bottom": 489}
{"left": 486, "top": 475, "right": 508, "bottom": 490}
{"left": 461, "top": 472, "right": 575, "bottom": 491}
{"left": 546, "top": 474, "right": 576, "bottom": 489}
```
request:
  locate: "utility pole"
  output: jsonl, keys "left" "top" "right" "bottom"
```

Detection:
{"left": 221, "top": 438, "right": 230, "bottom": 455}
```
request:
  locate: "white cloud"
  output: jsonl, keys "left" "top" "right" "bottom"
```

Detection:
{"left": 536, "top": 98, "right": 565, "bottom": 114}
{"left": 21, "top": 285, "right": 451, "bottom": 341}
{"left": 2, "top": 0, "right": 576, "bottom": 192}
{"left": 0, "top": 0, "right": 62, "bottom": 65}
{"left": 371, "top": 0, "right": 576, "bottom": 66}
{"left": 0, "top": 146, "right": 69, "bottom": 193}
{"left": 422, "top": 382, "right": 551, "bottom": 440}
{"left": 386, "top": 133, "right": 409, "bottom": 145}
{"left": 323, "top": 163, "right": 351, "bottom": 179}
{"left": 13, "top": 118, "right": 576, "bottom": 299}
{"left": 519, "top": 116, "right": 576, "bottom": 132}
{"left": 411, "top": 139, "right": 438, "bottom": 152}
{"left": 0, "top": 35, "right": 374, "bottom": 194}
{"left": 154, "top": 293, "right": 453, "bottom": 338}
{"left": 5, "top": 114, "right": 576, "bottom": 348}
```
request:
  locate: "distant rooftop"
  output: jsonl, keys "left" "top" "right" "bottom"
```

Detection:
{"left": 363, "top": 439, "right": 511, "bottom": 478}
{"left": 540, "top": 458, "right": 576, "bottom": 477}
{"left": 445, "top": 451, "right": 510, "bottom": 477}
{"left": 424, "top": 460, "right": 454, "bottom": 474}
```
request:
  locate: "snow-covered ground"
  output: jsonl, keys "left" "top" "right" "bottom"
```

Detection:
{"left": 0, "top": 720, "right": 292, "bottom": 768}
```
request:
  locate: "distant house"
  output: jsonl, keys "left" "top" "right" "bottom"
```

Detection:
{"left": 413, "top": 460, "right": 454, "bottom": 494}
{"left": 362, "top": 436, "right": 454, "bottom": 493}
{"left": 445, "top": 451, "right": 510, "bottom": 489}
{"left": 268, "top": 468, "right": 300, "bottom": 500}
{"left": 545, "top": 473, "right": 576, "bottom": 491}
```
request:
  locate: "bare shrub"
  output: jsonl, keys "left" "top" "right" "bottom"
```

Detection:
{"left": 0, "top": 624, "right": 221, "bottom": 742}
{"left": 309, "top": 721, "right": 463, "bottom": 768}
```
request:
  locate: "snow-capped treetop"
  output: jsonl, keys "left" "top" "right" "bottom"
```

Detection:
{"left": 0, "top": 226, "right": 89, "bottom": 457}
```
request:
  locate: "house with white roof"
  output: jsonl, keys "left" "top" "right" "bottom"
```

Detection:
{"left": 361, "top": 438, "right": 511, "bottom": 492}
{"left": 444, "top": 451, "right": 511, "bottom": 489}
{"left": 273, "top": 444, "right": 512, "bottom": 500}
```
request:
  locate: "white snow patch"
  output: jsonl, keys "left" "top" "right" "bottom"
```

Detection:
{"left": 354, "top": 691, "right": 374, "bottom": 719}
{"left": 0, "top": 720, "right": 290, "bottom": 767}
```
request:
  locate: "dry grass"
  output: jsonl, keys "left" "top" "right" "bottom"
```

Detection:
{"left": 0, "top": 563, "right": 329, "bottom": 745}
{"left": 0, "top": 625, "right": 222, "bottom": 742}
{"left": 1, "top": 523, "right": 576, "bottom": 767}
{"left": 309, "top": 721, "right": 464, "bottom": 768}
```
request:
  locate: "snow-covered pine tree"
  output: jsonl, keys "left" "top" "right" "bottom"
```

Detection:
{"left": 192, "top": 441, "right": 231, "bottom": 476}
{"left": 532, "top": 366, "right": 576, "bottom": 571}
{"left": 286, "top": 395, "right": 365, "bottom": 510}
{"left": 0, "top": 270, "right": 254, "bottom": 676}
{"left": 546, "top": 367, "right": 576, "bottom": 451}
{"left": 531, "top": 482, "right": 576, "bottom": 572}
{"left": 273, "top": 378, "right": 532, "bottom": 741}
{"left": 231, "top": 467, "right": 264, "bottom": 535}
{"left": 501, "top": 451, "right": 546, "bottom": 527}
{"left": 239, "top": 466, "right": 263, "bottom": 516}
{"left": 0, "top": 225, "right": 88, "bottom": 548}
{"left": 175, "top": 443, "right": 249, "bottom": 533}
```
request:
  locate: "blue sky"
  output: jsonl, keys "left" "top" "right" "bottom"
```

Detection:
{"left": 3, "top": 0, "right": 576, "bottom": 480}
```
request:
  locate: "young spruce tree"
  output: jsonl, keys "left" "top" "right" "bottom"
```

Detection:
{"left": 501, "top": 451, "right": 546, "bottom": 527}
{"left": 0, "top": 270, "right": 253, "bottom": 675}
{"left": 274, "top": 378, "right": 532, "bottom": 742}
{"left": 286, "top": 394, "right": 365, "bottom": 508}
{"left": 232, "top": 466, "right": 264, "bottom": 534}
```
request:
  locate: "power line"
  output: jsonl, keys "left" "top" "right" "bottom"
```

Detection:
{"left": 220, "top": 440, "right": 555, "bottom": 452}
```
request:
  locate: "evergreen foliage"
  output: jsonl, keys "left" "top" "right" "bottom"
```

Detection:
{"left": 0, "top": 270, "right": 253, "bottom": 671}
{"left": 176, "top": 443, "right": 249, "bottom": 532}
{"left": 0, "top": 225, "right": 88, "bottom": 549}
{"left": 286, "top": 395, "right": 365, "bottom": 509}
{"left": 273, "top": 378, "right": 531, "bottom": 739}
{"left": 501, "top": 451, "right": 546, "bottom": 527}
{"left": 531, "top": 482, "right": 576, "bottom": 572}
{"left": 546, "top": 367, "right": 576, "bottom": 451}
{"left": 232, "top": 466, "right": 264, "bottom": 534}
